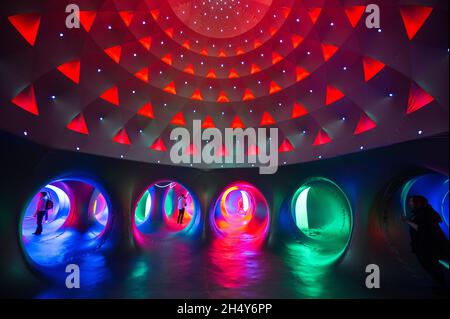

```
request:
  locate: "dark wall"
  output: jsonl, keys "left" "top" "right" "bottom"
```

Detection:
{"left": 0, "top": 130, "right": 448, "bottom": 294}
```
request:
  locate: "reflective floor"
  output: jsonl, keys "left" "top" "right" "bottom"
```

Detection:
{"left": 19, "top": 235, "right": 446, "bottom": 299}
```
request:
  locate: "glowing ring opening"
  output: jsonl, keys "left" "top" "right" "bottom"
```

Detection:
{"left": 400, "top": 173, "right": 449, "bottom": 238}
{"left": 20, "top": 178, "right": 111, "bottom": 268}
{"left": 290, "top": 177, "right": 353, "bottom": 257}
{"left": 210, "top": 182, "right": 270, "bottom": 240}
{"left": 133, "top": 180, "right": 201, "bottom": 242}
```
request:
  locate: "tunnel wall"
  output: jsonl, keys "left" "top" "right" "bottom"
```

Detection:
{"left": 0, "top": 130, "right": 448, "bottom": 297}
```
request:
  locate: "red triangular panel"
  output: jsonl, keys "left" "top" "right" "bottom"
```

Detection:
{"left": 171, "top": 112, "right": 186, "bottom": 126}
{"left": 8, "top": 14, "right": 41, "bottom": 46}
{"left": 134, "top": 67, "right": 149, "bottom": 83}
{"left": 163, "top": 82, "right": 177, "bottom": 95}
{"left": 113, "top": 128, "right": 131, "bottom": 145}
{"left": 400, "top": 6, "right": 433, "bottom": 40}
{"left": 67, "top": 113, "right": 88, "bottom": 135}
{"left": 251, "top": 64, "right": 261, "bottom": 74}
{"left": 326, "top": 85, "right": 345, "bottom": 106}
{"left": 291, "top": 102, "right": 309, "bottom": 119}
{"left": 363, "top": 56, "right": 385, "bottom": 82}
{"left": 407, "top": 83, "right": 434, "bottom": 114}
{"left": 206, "top": 68, "right": 217, "bottom": 79}
{"left": 296, "top": 67, "right": 310, "bottom": 82}
{"left": 269, "top": 81, "right": 282, "bottom": 94}
{"left": 100, "top": 86, "right": 119, "bottom": 106}
{"left": 354, "top": 113, "right": 377, "bottom": 135}
{"left": 161, "top": 54, "right": 172, "bottom": 65}
{"left": 307, "top": 8, "right": 322, "bottom": 24}
{"left": 321, "top": 43, "right": 339, "bottom": 61}
{"left": 104, "top": 46, "right": 122, "bottom": 63}
{"left": 11, "top": 85, "right": 39, "bottom": 115}
{"left": 242, "top": 89, "right": 255, "bottom": 101}
{"left": 202, "top": 115, "right": 216, "bottom": 129}
{"left": 151, "top": 137, "right": 166, "bottom": 152}
{"left": 344, "top": 6, "right": 366, "bottom": 28}
{"left": 137, "top": 102, "right": 154, "bottom": 119}
{"left": 291, "top": 34, "right": 304, "bottom": 48}
{"left": 165, "top": 28, "right": 174, "bottom": 38}
{"left": 254, "top": 40, "right": 263, "bottom": 49}
{"left": 217, "top": 91, "right": 229, "bottom": 103}
{"left": 150, "top": 9, "right": 160, "bottom": 21}
{"left": 191, "top": 89, "right": 204, "bottom": 101}
{"left": 57, "top": 60, "right": 80, "bottom": 84}
{"left": 119, "top": 11, "right": 134, "bottom": 27}
{"left": 279, "top": 139, "right": 294, "bottom": 153}
{"left": 313, "top": 129, "right": 332, "bottom": 146}
{"left": 272, "top": 52, "right": 283, "bottom": 64}
{"left": 228, "top": 68, "right": 239, "bottom": 79}
{"left": 236, "top": 47, "right": 245, "bottom": 55}
{"left": 260, "top": 112, "right": 276, "bottom": 126}
{"left": 184, "top": 64, "right": 195, "bottom": 75}
{"left": 79, "top": 11, "right": 97, "bottom": 32}
{"left": 139, "top": 37, "right": 152, "bottom": 50}
{"left": 231, "top": 116, "right": 245, "bottom": 129}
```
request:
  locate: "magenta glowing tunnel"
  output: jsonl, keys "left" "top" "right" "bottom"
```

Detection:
{"left": 20, "top": 178, "right": 111, "bottom": 269}
{"left": 133, "top": 180, "right": 201, "bottom": 244}
{"left": 210, "top": 182, "right": 270, "bottom": 240}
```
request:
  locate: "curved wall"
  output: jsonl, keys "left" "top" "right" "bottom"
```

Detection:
{"left": 0, "top": 131, "right": 448, "bottom": 297}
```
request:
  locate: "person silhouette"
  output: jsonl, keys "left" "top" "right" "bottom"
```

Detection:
{"left": 177, "top": 193, "right": 187, "bottom": 225}
{"left": 33, "top": 191, "right": 53, "bottom": 235}
{"left": 403, "top": 195, "right": 449, "bottom": 293}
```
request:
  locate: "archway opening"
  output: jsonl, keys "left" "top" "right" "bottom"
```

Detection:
{"left": 20, "top": 178, "right": 111, "bottom": 268}
{"left": 133, "top": 180, "right": 201, "bottom": 243}
{"left": 290, "top": 177, "right": 353, "bottom": 259}
{"left": 210, "top": 182, "right": 270, "bottom": 240}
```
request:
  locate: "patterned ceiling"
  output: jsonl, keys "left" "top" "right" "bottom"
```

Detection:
{"left": 0, "top": 0, "right": 448, "bottom": 168}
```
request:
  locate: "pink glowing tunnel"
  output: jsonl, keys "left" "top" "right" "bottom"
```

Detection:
{"left": 210, "top": 182, "right": 270, "bottom": 240}
{"left": 133, "top": 180, "right": 201, "bottom": 243}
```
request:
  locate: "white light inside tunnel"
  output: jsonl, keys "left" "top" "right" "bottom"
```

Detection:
{"left": 21, "top": 179, "right": 111, "bottom": 269}
{"left": 291, "top": 178, "right": 353, "bottom": 257}
{"left": 133, "top": 180, "right": 201, "bottom": 244}
{"left": 295, "top": 186, "right": 310, "bottom": 231}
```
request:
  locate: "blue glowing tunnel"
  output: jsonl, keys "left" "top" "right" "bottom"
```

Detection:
{"left": 20, "top": 178, "right": 111, "bottom": 269}
{"left": 133, "top": 180, "right": 201, "bottom": 244}
{"left": 400, "top": 173, "right": 449, "bottom": 239}
{"left": 282, "top": 177, "right": 353, "bottom": 260}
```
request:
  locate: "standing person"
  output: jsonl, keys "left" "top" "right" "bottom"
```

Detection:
{"left": 177, "top": 193, "right": 187, "bottom": 225}
{"left": 33, "top": 191, "right": 53, "bottom": 235}
{"left": 402, "top": 195, "right": 449, "bottom": 293}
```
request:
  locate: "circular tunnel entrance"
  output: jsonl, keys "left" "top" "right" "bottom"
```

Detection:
{"left": 289, "top": 177, "right": 353, "bottom": 258}
{"left": 20, "top": 178, "right": 111, "bottom": 269}
{"left": 210, "top": 182, "right": 270, "bottom": 240}
{"left": 133, "top": 180, "right": 201, "bottom": 243}
{"left": 400, "top": 173, "right": 449, "bottom": 239}
{"left": 369, "top": 171, "right": 449, "bottom": 280}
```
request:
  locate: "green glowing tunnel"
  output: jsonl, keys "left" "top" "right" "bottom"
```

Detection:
{"left": 290, "top": 178, "right": 353, "bottom": 257}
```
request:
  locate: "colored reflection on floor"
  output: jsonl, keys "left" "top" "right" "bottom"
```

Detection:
{"left": 21, "top": 180, "right": 110, "bottom": 272}
{"left": 22, "top": 235, "right": 447, "bottom": 299}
